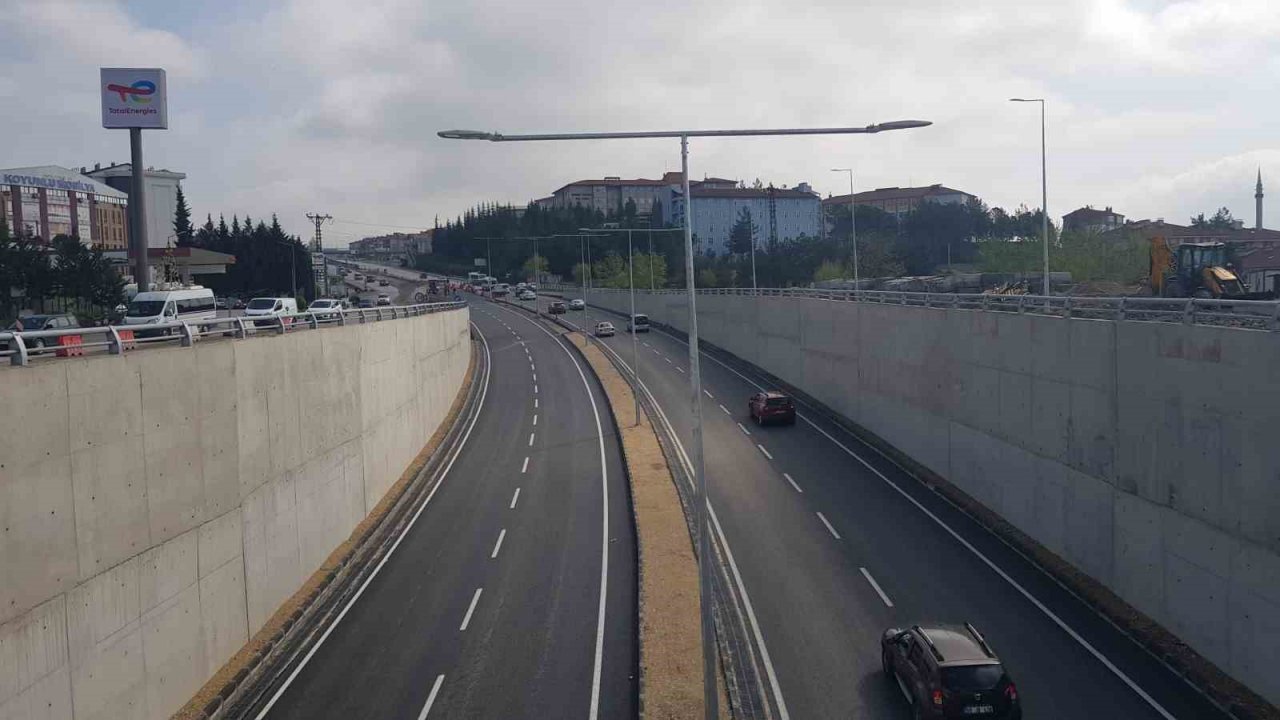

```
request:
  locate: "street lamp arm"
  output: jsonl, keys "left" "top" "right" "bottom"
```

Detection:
{"left": 438, "top": 121, "right": 931, "bottom": 142}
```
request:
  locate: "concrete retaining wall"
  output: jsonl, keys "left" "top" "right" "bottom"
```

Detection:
{"left": 591, "top": 290, "right": 1280, "bottom": 705}
{"left": 0, "top": 308, "right": 471, "bottom": 719}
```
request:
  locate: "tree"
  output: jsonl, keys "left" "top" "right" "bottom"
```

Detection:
{"left": 172, "top": 186, "right": 194, "bottom": 246}
{"left": 697, "top": 268, "right": 719, "bottom": 288}
{"left": 521, "top": 254, "right": 548, "bottom": 280}
{"left": 729, "top": 207, "right": 758, "bottom": 256}
{"left": 1190, "top": 207, "right": 1237, "bottom": 229}
{"left": 813, "top": 260, "right": 847, "bottom": 282}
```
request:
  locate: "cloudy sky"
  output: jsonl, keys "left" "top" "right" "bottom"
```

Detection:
{"left": 2, "top": 0, "right": 1278, "bottom": 246}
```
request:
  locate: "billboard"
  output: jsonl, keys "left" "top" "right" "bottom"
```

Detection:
{"left": 474, "top": 258, "right": 487, "bottom": 267}
{"left": 101, "top": 68, "right": 168, "bottom": 129}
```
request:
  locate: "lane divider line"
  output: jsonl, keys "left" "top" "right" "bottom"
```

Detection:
{"left": 704, "top": 389, "right": 714, "bottom": 399}
{"left": 817, "top": 512, "right": 841, "bottom": 540}
{"left": 491, "top": 530, "right": 507, "bottom": 559}
{"left": 521, "top": 457, "right": 529, "bottom": 474}
{"left": 676, "top": 366, "right": 685, "bottom": 374}
{"left": 737, "top": 422, "right": 751, "bottom": 436}
{"left": 460, "top": 588, "right": 482, "bottom": 631}
{"left": 510, "top": 487, "right": 520, "bottom": 509}
{"left": 533, "top": 414, "right": 538, "bottom": 426}
{"left": 782, "top": 473, "right": 803, "bottom": 493}
{"left": 719, "top": 404, "right": 730, "bottom": 415}
{"left": 860, "top": 567, "right": 894, "bottom": 608}
{"left": 528, "top": 432, "right": 535, "bottom": 447}
{"left": 757, "top": 444, "right": 773, "bottom": 460}
{"left": 415, "top": 674, "right": 445, "bottom": 720}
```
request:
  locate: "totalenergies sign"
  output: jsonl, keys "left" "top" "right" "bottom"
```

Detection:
{"left": 101, "top": 68, "right": 168, "bottom": 129}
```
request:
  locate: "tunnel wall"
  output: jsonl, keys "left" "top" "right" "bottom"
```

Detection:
{"left": 0, "top": 307, "right": 471, "bottom": 719}
{"left": 589, "top": 289, "right": 1280, "bottom": 704}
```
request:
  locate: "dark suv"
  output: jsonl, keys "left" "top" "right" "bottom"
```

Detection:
{"left": 548, "top": 301, "right": 567, "bottom": 315}
{"left": 881, "top": 624, "right": 1020, "bottom": 719}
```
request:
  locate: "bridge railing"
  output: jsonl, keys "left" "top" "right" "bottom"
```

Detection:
{"left": 0, "top": 300, "right": 468, "bottom": 367}
{"left": 537, "top": 284, "right": 1280, "bottom": 332}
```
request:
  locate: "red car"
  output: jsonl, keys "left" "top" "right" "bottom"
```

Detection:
{"left": 748, "top": 391, "right": 796, "bottom": 426}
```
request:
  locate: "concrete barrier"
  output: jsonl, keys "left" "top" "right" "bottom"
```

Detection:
{"left": 0, "top": 306, "right": 471, "bottom": 719}
{"left": 585, "top": 289, "right": 1280, "bottom": 706}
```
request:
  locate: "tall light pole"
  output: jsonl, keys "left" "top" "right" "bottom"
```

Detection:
{"left": 831, "top": 168, "right": 858, "bottom": 292}
{"left": 1011, "top": 98, "right": 1050, "bottom": 296}
{"left": 441, "top": 119, "right": 932, "bottom": 720}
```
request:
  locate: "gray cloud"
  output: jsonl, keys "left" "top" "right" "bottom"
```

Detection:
{"left": 2, "top": 0, "right": 1278, "bottom": 241}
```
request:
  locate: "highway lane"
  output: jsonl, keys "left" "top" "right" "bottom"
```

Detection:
{"left": 254, "top": 303, "right": 635, "bottom": 719}
{"left": 532, "top": 294, "right": 1226, "bottom": 720}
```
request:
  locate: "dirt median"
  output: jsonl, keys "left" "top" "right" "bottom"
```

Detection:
{"left": 566, "top": 331, "right": 729, "bottom": 720}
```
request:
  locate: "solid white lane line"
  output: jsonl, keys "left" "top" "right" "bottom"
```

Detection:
{"left": 588, "top": 338, "right": 790, "bottom": 720}
{"left": 521, "top": 457, "right": 529, "bottom": 473}
{"left": 783, "top": 473, "right": 803, "bottom": 493}
{"left": 704, "top": 389, "right": 714, "bottom": 399}
{"left": 416, "top": 675, "right": 445, "bottom": 720}
{"left": 491, "top": 530, "right": 506, "bottom": 559}
{"left": 817, "top": 512, "right": 841, "bottom": 540}
{"left": 860, "top": 567, "right": 894, "bottom": 608}
{"left": 677, "top": 366, "right": 685, "bottom": 373}
{"left": 737, "top": 422, "right": 751, "bottom": 436}
{"left": 510, "top": 487, "right": 520, "bottom": 509}
{"left": 649, "top": 324, "right": 1176, "bottom": 719}
{"left": 252, "top": 323, "right": 493, "bottom": 720}
{"left": 528, "top": 432, "right": 535, "bottom": 446}
{"left": 460, "top": 588, "right": 482, "bottom": 631}
{"left": 499, "top": 305, "right": 611, "bottom": 720}
{"left": 533, "top": 414, "right": 538, "bottom": 426}
{"left": 757, "top": 444, "right": 773, "bottom": 460}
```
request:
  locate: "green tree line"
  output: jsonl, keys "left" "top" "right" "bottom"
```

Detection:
{"left": 0, "top": 217, "right": 124, "bottom": 325}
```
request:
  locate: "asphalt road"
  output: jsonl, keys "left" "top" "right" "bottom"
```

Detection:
{"left": 253, "top": 300, "right": 636, "bottom": 719}
{"left": 526, "top": 293, "right": 1227, "bottom": 720}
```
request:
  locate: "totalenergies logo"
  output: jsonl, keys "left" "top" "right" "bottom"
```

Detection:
{"left": 106, "top": 80, "right": 156, "bottom": 104}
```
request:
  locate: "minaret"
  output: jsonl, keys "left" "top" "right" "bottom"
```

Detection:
{"left": 1256, "top": 169, "right": 1264, "bottom": 230}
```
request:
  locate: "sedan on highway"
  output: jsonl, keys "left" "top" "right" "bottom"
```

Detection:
{"left": 748, "top": 391, "right": 796, "bottom": 426}
{"left": 594, "top": 321, "right": 616, "bottom": 337}
{"left": 569, "top": 298, "right": 586, "bottom": 310}
{"left": 376, "top": 294, "right": 392, "bottom": 306}
{"left": 307, "top": 299, "right": 346, "bottom": 318}
{"left": 548, "top": 301, "right": 567, "bottom": 314}
{"left": 882, "top": 623, "right": 1021, "bottom": 720}
{"left": 518, "top": 290, "right": 536, "bottom": 301}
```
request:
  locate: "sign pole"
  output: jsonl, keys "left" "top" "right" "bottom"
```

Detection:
{"left": 129, "top": 127, "right": 149, "bottom": 291}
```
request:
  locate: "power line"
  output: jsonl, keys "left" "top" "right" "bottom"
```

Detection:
{"left": 331, "top": 218, "right": 432, "bottom": 230}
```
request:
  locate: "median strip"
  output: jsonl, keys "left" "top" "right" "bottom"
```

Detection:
{"left": 565, "top": 331, "right": 729, "bottom": 719}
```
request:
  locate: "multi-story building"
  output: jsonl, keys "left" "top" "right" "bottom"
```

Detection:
{"left": 83, "top": 162, "right": 186, "bottom": 249}
{"left": 545, "top": 172, "right": 739, "bottom": 224}
{"left": 0, "top": 165, "right": 129, "bottom": 249}
{"left": 674, "top": 183, "right": 822, "bottom": 256}
{"left": 1063, "top": 206, "right": 1126, "bottom": 234}
{"left": 349, "top": 230, "right": 433, "bottom": 257}
{"left": 821, "top": 183, "right": 977, "bottom": 219}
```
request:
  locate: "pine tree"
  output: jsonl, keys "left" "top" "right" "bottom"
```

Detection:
{"left": 172, "top": 186, "right": 194, "bottom": 246}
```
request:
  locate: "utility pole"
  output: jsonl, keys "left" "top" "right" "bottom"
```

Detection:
{"left": 306, "top": 212, "right": 333, "bottom": 297}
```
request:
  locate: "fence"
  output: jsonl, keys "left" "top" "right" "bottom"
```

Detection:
{"left": 538, "top": 284, "right": 1280, "bottom": 332}
{"left": 0, "top": 300, "right": 468, "bottom": 366}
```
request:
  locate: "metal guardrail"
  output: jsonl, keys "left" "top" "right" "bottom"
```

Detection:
{"left": 540, "top": 284, "right": 1280, "bottom": 332}
{"left": 0, "top": 301, "right": 468, "bottom": 367}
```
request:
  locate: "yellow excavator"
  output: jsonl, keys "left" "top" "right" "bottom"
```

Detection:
{"left": 1149, "top": 237, "right": 1273, "bottom": 299}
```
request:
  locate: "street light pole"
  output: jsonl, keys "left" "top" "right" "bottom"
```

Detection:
{"left": 1011, "top": 98, "right": 1050, "bottom": 296}
{"left": 440, "top": 118, "right": 932, "bottom": 720}
{"left": 832, "top": 168, "right": 858, "bottom": 293}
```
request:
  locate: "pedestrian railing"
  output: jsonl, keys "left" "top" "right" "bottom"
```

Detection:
{"left": 0, "top": 300, "right": 468, "bottom": 367}
{"left": 550, "top": 286, "right": 1280, "bottom": 332}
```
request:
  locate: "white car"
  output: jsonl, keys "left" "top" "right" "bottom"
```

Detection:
{"left": 594, "top": 321, "right": 615, "bottom": 337}
{"left": 518, "top": 290, "right": 537, "bottom": 301}
{"left": 569, "top": 298, "right": 586, "bottom": 310}
{"left": 244, "top": 297, "right": 300, "bottom": 327}
{"left": 307, "top": 298, "right": 346, "bottom": 317}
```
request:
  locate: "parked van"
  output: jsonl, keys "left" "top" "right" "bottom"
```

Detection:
{"left": 123, "top": 286, "right": 217, "bottom": 332}
{"left": 244, "top": 297, "right": 300, "bottom": 327}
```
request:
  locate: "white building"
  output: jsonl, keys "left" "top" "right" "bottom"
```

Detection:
{"left": 1, "top": 165, "right": 129, "bottom": 249}
{"left": 674, "top": 184, "right": 822, "bottom": 256}
{"left": 83, "top": 162, "right": 186, "bottom": 249}
{"left": 545, "top": 172, "right": 739, "bottom": 224}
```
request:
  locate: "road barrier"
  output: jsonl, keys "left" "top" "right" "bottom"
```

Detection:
{"left": 0, "top": 300, "right": 467, "bottom": 366}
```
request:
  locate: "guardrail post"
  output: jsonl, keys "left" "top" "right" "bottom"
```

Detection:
{"left": 107, "top": 326, "right": 124, "bottom": 355}
{"left": 1270, "top": 303, "right": 1280, "bottom": 331}
{"left": 1017, "top": 296, "right": 1026, "bottom": 314}
{"left": 10, "top": 335, "right": 29, "bottom": 366}
{"left": 307, "top": 312, "right": 319, "bottom": 330}
{"left": 179, "top": 322, "right": 195, "bottom": 347}
{"left": 234, "top": 318, "right": 247, "bottom": 338}
{"left": 276, "top": 316, "right": 287, "bottom": 335}
{"left": 1064, "top": 296, "right": 1073, "bottom": 319}
{"left": 1183, "top": 299, "right": 1195, "bottom": 325}
{"left": 1115, "top": 298, "right": 1126, "bottom": 322}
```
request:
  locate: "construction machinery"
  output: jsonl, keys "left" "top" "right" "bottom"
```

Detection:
{"left": 1149, "top": 237, "right": 1274, "bottom": 299}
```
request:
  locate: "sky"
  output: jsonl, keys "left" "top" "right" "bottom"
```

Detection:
{"left": 2, "top": 0, "right": 1278, "bottom": 247}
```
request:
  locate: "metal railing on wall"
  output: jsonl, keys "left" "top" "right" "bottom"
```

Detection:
{"left": 0, "top": 301, "right": 468, "bottom": 367}
{"left": 541, "top": 285, "right": 1280, "bottom": 332}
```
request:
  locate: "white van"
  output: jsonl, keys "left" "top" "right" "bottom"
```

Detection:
{"left": 123, "top": 287, "right": 217, "bottom": 331}
{"left": 244, "top": 297, "right": 300, "bottom": 327}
